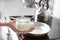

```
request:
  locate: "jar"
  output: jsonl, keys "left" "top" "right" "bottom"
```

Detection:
{"left": 35, "top": 4, "right": 50, "bottom": 22}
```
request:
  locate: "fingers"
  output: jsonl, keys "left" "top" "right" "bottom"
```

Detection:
{"left": 24, "top": 26, "right": 35, "bottom": 32}
{"left": 30, "top": 26, "right": 36, "bottom": 30}
{"left": 20, "top": 27, "right": 36, "bottom": 34}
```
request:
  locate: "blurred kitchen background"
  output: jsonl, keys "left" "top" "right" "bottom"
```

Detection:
{"left": 0, "top": 0, "right": 60, "bottom": 40}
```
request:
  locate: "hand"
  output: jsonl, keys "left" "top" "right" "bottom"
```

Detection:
{"left": 0, "top": 20, "right": 19, "bottom": 32}
{"left": 7, "top": 20, "right": 19, "bottom": 32}
{"left": 7, "top": 19, "right": 35, "bottom": 33}
{"left": 21, "top": 26, "right": 35, "bottom": 34}
{"left": 24, "top": 26, "right": 35, "bottom": 32}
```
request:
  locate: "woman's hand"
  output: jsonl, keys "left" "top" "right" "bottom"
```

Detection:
{"left": 21, "top": 26, "right": 35, "bottom": 34}
{"left": 7, "top": 20, "right": 19, "bottom": 32}
{"left": 7, "top": 20, "right": 35, "bottom": 33}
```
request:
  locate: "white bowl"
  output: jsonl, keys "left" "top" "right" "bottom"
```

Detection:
{"left": 28, "top": 22, "right": 50, "bottom": 34}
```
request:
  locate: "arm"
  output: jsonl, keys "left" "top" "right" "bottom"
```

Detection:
{"left": 6, "top": 20, "right": 35, "bottom": 32}
{"left": 0, "top": 20, "right": 35, "bottom": 33}
{"left": 0, "top": 20, "right": 21, "bottom": 32}
{"left": 0, "top": 20, "right": 8, "bottom": 26}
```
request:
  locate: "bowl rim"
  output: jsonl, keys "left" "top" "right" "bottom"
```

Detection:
{"left": 28, "top": 22, "right": 50, "bottom": 34}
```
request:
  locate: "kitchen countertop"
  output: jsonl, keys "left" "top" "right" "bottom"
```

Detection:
{"left": 21, "top": 38, "right": 60, "bottom": 40}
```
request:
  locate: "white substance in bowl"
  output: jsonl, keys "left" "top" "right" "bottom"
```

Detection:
{"left": 28, "top": 22, "right": 50, "bottom": 34}
{"left": 16, "top": 17, "right": 34, "bottom": 31}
